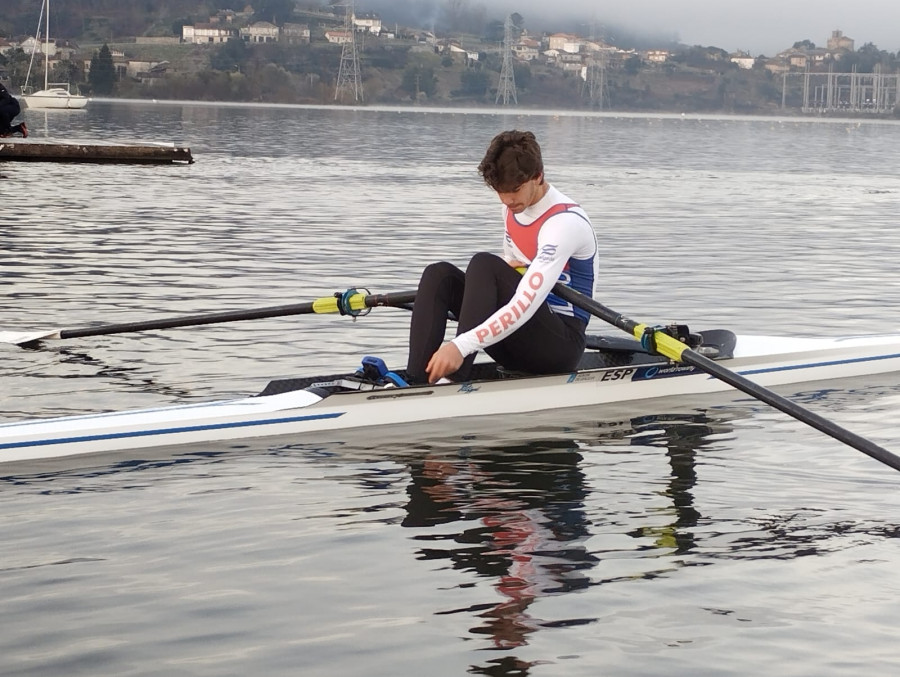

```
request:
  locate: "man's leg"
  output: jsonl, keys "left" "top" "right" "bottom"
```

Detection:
{"left": 457, "top": 252, "right": 586, "bottom": 377}
{"left": 407, "top": 261, "right": 465, "bottom": 384}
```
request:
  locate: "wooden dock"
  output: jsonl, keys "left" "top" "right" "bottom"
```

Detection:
{"left": 0, "top": 140, "right": 193, "bottom": 164}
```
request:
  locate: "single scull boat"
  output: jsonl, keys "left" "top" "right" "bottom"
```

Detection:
{"left": 3, "top": 328, "right": 900, "bottom": 464}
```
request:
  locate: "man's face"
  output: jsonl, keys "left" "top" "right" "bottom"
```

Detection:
{"left": 496, "top": 175, "right": 545, "bottom": 214}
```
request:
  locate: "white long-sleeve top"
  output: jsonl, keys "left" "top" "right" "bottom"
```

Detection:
{"left": 451, "top": 184, "right": 598, "bottom": 358}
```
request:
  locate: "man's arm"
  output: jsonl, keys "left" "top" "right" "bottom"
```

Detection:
{"left": 451, "top": 216, "right": 584, "bottom": 358}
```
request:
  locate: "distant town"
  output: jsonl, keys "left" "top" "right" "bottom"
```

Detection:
{"left": 1, "top": 1, "right": 898, "bottom": 116}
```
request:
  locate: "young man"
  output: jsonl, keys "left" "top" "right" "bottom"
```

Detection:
{"left": 0, "top": 83, "right": 27, "bottom": 138}
{"left": 407, "top": 130, "right": 597, "bottom": 384}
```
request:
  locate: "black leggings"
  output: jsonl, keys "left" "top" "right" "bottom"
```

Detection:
{"left": 407, "top": 252, "right": 586, "bottom": 384}
{"left": 0, "top": 97, "right": 20, "bottom": 133}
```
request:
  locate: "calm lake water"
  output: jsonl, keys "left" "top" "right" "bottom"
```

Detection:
{"left": 3, "top": 101, "right": 900, "bottom": 675}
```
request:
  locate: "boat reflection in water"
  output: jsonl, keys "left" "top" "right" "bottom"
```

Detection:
{"left": 400, "top": 411, "right": 719, "bottom": 666}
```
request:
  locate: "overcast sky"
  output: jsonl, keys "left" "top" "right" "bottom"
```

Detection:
{"left": 589, "top": 0, "right": 900, "bottom": 55}
{"left": 391, "top": 0, "right": 900, "bottom": 56}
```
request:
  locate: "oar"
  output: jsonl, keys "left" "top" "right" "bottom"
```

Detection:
{"left": 0, "top": 289, "right": 417, "bottom": 347}
{"left": 551, "top": 283, "right": 900, "bottom": 473}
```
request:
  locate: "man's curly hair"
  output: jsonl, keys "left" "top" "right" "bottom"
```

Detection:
{"left": 477, "top": 130, "right": 544, "bottom": 192}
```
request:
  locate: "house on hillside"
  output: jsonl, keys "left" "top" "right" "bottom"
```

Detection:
{"left": 730, "top": 52, "right": 755, "bottom": 69}
{"left": 512, "top": 38, "right": 540, "bottom": 61}
{"left": 20, "top": 36, "right": 56, "bottom": 56}
{"left": 325, "top": 30, "right": 353, "bottom": 45}
{"left": 782, "top": 48, "right": 832, "bottom": 69}
{"left": 282, "top": 23, "right": 311, "bottom": 44}
{"left": 547, "top": 33, "right": 584, "bottom": 54}
{"left": 763, "top": 58, "right": 789, "bottom": 74}
{"left": 440, "top": 41, "right": 479, "bottom": 64}
{"left": 183, "top": 24, "right": 236, "bottom": 44}
{"left": 241, "top": 21, "right": 279, "bottom": 43}
{"left": 352, "top": 12, "right": 382, "bottom": 35}
{"left": 645, "top": 49, "right": 671, "bottom": 64}
{"left": 127, "top": 60, "right": 169, "bottom": 83}
{"left": 55, "top": 40, "right": 80, "bottom": 59}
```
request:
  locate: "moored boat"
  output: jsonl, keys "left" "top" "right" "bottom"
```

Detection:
{"left": 22, "top": 87, "right": 88, "bottom": 110}
{"left": 3, "top": 329, "right": 900, "bottom": 465}
{"left": 21, "top": 0, "right": 89, "bottom": 111}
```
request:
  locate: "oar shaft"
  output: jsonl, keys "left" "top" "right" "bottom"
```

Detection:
{"left": 681, "top": 348, "right": 900, "bottom": 472}
{"left": 56, "top": 290, "right": 417, "bottom": 340}
{"left": 551, "top": 283, "right": 900, "bottom": 473}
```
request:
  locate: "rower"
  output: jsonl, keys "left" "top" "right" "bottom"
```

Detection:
{"left": 406, "top": 130, "right": 599, "bottom": 385}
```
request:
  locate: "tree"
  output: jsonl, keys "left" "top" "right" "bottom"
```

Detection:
{"left": 401, "top": 64, "right": 437, "bottom": 99}
{"left": 456, "top": 70, "right": 489, "bottom": 97}
{"left": 210, "top": 39, "right": 249, "bottom": 72}
{"left": 254, "top": 0, "right": 296, "bottom": 25}
{"left": 484, "top": 20, "right": 504, "bottom": 44}
{"left": 88, "top": 44, "right": 116, "bottom": 95}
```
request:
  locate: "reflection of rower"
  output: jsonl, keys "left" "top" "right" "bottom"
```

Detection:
{"left": 624, "top": 413, "right": 721, "bottom": 554}
{"left": 402, "top": 440, "right": 593, "bottom": 650}
{"left": 401, "top": 412, "right": 725, "bottom": 658}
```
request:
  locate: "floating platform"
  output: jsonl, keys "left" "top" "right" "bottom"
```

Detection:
{"left": 0, "top": 140, "right": 193, "bottom": 164}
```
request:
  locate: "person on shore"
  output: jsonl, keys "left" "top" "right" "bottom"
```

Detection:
{"left": 0, "top": 83, "right": 28, "bottom": 138}
{"left": 406, "top": 130, "right": 598, "bottom": 384}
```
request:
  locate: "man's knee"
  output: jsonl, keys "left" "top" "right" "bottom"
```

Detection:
{"left": 420, "top": 260, "right": 458, "bottom": 285}
{"left": 466, "top": 251, "right": 506, "bottom": 275}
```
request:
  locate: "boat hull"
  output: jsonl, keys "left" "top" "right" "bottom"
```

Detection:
{"left": 2, "top": 333, "right": 900, "bottom": 464}
{"left": 23, "top": 89, "right": 89, "bottom": 110}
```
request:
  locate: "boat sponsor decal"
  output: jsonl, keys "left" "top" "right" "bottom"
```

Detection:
{"left": 569, "top": 367, "right": 637, "bottom": 383}
{"left": 458, "top": 383, "right": 480, "bottom": 393}
{"left": 0, "top": 411, "right": 346, "bottom": 451}
{"left": 634, "top": 364, "right": 699, "bottom": 380}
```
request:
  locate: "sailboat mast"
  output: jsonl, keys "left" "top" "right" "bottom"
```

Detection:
{"left": 44, "top": 0, "right": 49, "bottom": 90}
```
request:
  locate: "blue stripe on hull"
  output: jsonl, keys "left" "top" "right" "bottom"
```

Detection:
{"left": 738, "top": 352, "right": 900, "bottom": 377}
{"left": 0, "top": 411, "right": 345, "bottom": 451}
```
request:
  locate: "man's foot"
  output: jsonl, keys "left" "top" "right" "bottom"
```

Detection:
{"left": 19, "top": 122, "right": 28, "bottom": 138}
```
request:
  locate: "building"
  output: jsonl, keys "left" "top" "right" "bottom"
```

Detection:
{"left": 645, "top": 49, "right": 671, "bottom": 64}
{"left": 241, "top": 21, "right": 279, "bottom": 43}
{"left": 324, "top": 30, "right": 353, "bottom": 45}
{"left": 182, "top": 24, "right": 236, "bottom": 44}
{"left": 547, "top": 33, "right": 584, "bottom": 54}
{"left": 512, "top": 38, "right": 540, "bottom": 61}
{"left": 352, "top": 12, "right": 382, "bottom": 35}
{"left": 282, "top": 23, "right": 311, "bottom": 44}
{"left": 827, "top": 30, "right": 854, "bottom": 52}
{"left": 730, "top": 52, "right": 755, "bottom": 69}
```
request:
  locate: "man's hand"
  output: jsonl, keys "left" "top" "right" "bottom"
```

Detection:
{"left": 426, "top": 341, "right": 464, "bottom": 383}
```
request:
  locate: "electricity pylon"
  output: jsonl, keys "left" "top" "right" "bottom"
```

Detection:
{"left": 582, "top": 54, "right": 609, "bottom": 109}
{"left": 334, "top": 5, "right": 363, "bottom": 102}
{"left": 495, "top": 15, "right": 517, "bottom": 105}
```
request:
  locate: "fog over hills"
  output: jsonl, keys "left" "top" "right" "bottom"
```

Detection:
{"left": 365, "top": 0, "right": 900, "bottom": 56}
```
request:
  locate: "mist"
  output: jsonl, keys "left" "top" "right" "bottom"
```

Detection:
{"left": 356, "top": 0, "right": 900, "bottom": 56}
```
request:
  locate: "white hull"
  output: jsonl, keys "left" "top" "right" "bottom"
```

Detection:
{"left": 22, "top": 88, "right": 88, "bottom": 110}
{"left": 3, "top": 333, "right": 900, "bottom": 464}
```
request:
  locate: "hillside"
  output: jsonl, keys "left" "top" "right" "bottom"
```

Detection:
{"left": 2, "top": 0, "right": 898, "bottom": 115}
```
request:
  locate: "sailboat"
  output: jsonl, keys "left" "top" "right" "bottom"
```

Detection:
{"left": 22, "top": 0, "right": 88, "bottom": 110}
